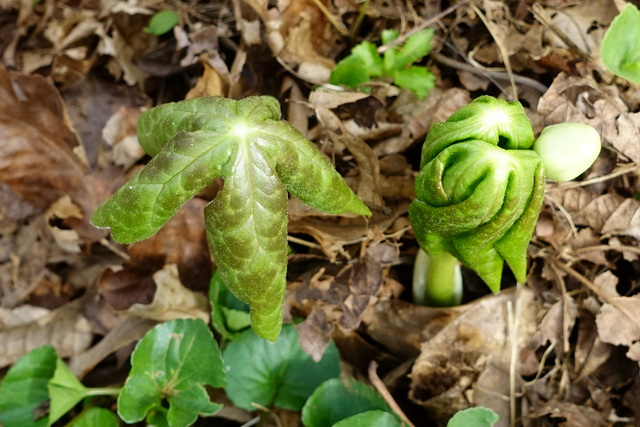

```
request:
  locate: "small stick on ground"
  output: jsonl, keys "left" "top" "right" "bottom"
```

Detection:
{"left": 368, "top": 361, "right": 414, "bottom": 427}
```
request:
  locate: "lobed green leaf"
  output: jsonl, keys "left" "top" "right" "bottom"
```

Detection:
{"left": 92, "top": 96, "right": 369, "bottom": 341}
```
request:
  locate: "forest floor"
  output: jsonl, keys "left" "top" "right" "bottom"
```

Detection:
{"left": 1, "top": 0, "right": 640, "bottom": 426}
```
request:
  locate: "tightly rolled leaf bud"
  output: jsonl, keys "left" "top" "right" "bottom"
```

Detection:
{"left": 409, "top": 96, "right": 545, "bottom": 292}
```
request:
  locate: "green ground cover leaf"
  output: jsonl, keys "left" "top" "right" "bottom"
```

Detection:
{"left": 91, "top": 96, "right": 370, "bottom": 341}
{"left": 601, "top": 3, "right": 640, "bottom": 84}
{"left": 72, "top": 407, "right": 119, "bottom": 427}
{"left": 333, "top": 411, "right": 407, "bottom": 427}
{"left": 0, "top": 346, "right": 57, "bottom": 427}
{"left": 209, "top": 270, "right": 251, "bottom": 340}
{"left": 301, "top": 377, "right": 393, "bottom": 427}
{"left": 223, "top": 324, "right": 341, "bottom": 411}
{"left": 447, "top": 407, "right": 499, "bottom": 427}
{"left": 117, "top": 318, "right": 226, "bottom": 427}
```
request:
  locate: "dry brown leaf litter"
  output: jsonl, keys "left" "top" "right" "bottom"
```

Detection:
{"left": 1, "top": 0, "right": 640, "bottom": 425}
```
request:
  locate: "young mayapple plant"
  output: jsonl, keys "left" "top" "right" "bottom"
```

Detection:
{"left": 409, "top": 96, "right": 600, "bottom": 298}
{"left": 92, "top": 96, "right": 371, "bottom": 341}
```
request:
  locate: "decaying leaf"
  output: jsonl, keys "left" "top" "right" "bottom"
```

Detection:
{"left": 118, "top": 263, "right": 210, "bottom": 323}
{"left": 0, "top": 304, "right": 92, "bottom": 368}
{"left": 409, "top": 287, "right": 539, "bottom": 424}
{"left": 0, "top": 63, "right": 89, "bottom": 210}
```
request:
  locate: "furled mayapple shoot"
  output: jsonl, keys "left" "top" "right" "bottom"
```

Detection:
{"left": 409, "top": 96, "right": 600, "bottom": 300}
{"left": 92, "top": 96, "right": 371, "bottom": 341}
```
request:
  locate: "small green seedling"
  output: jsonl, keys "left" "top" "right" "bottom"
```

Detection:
{"left": 144, "top": 10, "right": 180, "bottom": 36}
{"left": 409, "top": 96, "right": 601, "bottom": 304}
{"left": 330, "top": 28, "right": 435, "bottom": 99}
{"left": 601, "top": 3, "right": 640, "bottom": 84}
{"left": 91, "top": 96, "right": 371, "bottom": 341}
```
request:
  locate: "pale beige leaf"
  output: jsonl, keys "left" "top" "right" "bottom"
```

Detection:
{"left": 602, "top": 198, "right": 640, "bottom": 239}
{"left": 0, "top": 305, "right": 92, "bottom": 368}
{"left": 122, "top": 264, "right": 209, "bottom": 322}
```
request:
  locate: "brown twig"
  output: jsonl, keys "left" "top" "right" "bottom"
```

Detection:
{"left": 430, "top": 50, "right": 549, "bottom": 93}
{"left": 368, "top": 361, "right": 414, "bottom": 427}
{"left": 378, "top": 0, "right": 471, "bottom": 54}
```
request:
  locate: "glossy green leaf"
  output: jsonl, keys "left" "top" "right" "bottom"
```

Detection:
{"left": 91, "top": 96, "right": 370, "bottom": 341}
{"left": 333, "top": 411, "right": 407, "bottom": 427}
{"left": 223, "top": 324, "right": 341, "bottom": 411}
{"left": 144, "top": 10, "right": 180, "bottom": 36}
{"left": 72, "top": 407, "right": 119, "bottom": 427}
{"left": 447, "top": 407, "right": 499, "bottom": 427}
{"left": 0, "top": 346, "right": 57, "bottom": 427}
{"left": 117, "top": 318, "right": 226, "bottom": 427}
{"left": 409, "top": 96, "right": 545, "bottom": 292}
{"left": 209, "top": 270, "right": 251, "bottom": 341}
{"left": 301, "top": 378, "right": 392, "bottom": 427}
{"left": 601, "top": 3, "right": 640, "bottom": 84}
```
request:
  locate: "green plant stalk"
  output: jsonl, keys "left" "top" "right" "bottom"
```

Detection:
{"left": 413, "top": 249, "right": 462, "bottom": 307}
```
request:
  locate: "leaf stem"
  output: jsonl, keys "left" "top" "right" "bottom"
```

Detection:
{"left": 84, "top": 387, "right": 122, "bottom": 397}
{"left": 413, "top": 249, "right": 462, "bottom": 307}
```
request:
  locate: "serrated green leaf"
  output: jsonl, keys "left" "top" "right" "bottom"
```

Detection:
{"left": 0, "top": 346, "right": 57, "bottom": 427}
{"left": 301, "top": 378, "right": 393, "bottom": 427}
{"left": 333, "top": 410, "right": 407, "bottom": 427}
{"left": 209, "top": 271, "right": 251, "bottom": 340}
{"left": 383, "top": 28, "right": 433, "bottom": 71}
{"left": 351, "top": 42, "right": 384, "bottom": 77}
{"left": 447, "top": 407, "right": 499, "bottom": 427}
{"left": 117, "top": 319, "right": 226, "bottom": 427}
{"left": 72, "top": 407, "right": 119, "bottom": 427}
{"left": 381, "top": 29, "right": 399, "bottom": 45}
{"left": 330, "top": 54, "right": 372, "bottom": 88}
{"left": 601, "top": 3, "right": 640, "bottom": 84}
{"left": 410, "top": 96, "right": 544, "bottom": 292}
{"left": 391, "top": 66, "right": 435, "bottom": 100}
{"left": 144, "top": 10, "right": 180, "bottom": 36}
{"left": 223, "top": 324, "right": 341, "bottom": 411}
{"left": 92, "top": 96, "right": 369, "bottom": 341}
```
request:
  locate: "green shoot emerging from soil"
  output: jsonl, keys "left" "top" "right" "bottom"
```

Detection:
{"left": 410, "top": 96, "right": 600, "bottom": 304}
{"left": 91, "top": 96, "right": 370, "bottom": 341}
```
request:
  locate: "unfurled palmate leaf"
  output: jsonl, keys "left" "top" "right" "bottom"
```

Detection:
{"left": 91, "top": 96, "right": 371, "bottom": 341}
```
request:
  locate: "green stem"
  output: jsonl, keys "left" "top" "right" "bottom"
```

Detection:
{"left": 84, "top": 387, "right": 122, "bottom": 397}
{"left": 413, "top": 249, "right": 462, "bottom": 307}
